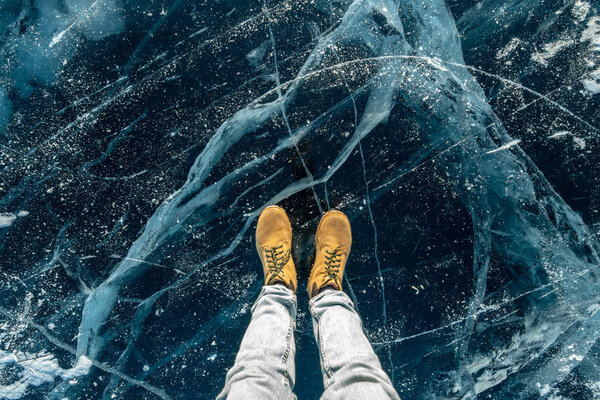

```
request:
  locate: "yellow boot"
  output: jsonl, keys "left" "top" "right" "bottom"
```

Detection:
{"left": 307, "top": 210, "right": 352, "bottom": 298}
{"left": 256, "top": 205, "right": 297, "bottom": 292}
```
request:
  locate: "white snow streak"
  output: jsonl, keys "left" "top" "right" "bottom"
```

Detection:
{"left": 486, "top": 139, "right": 521, "bottom": 154}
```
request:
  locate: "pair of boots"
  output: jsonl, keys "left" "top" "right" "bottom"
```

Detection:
{"left": 255, "top": 205, "right": 352, "bottom": 298}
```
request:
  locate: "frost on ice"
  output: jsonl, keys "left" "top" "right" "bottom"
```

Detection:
{"left": 1, "top": 0, "right": 600, "bottom": 399}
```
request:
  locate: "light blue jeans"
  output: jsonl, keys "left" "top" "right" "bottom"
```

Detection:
{"left": 217, "top": 285, "right": 400, "bottom": 399}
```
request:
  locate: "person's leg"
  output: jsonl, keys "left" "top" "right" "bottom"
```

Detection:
{"left": 218, "top": 205, "right": 298, "bottom": 399}
{"left": 310, "top": 289, "right": 400, "bottom": 400}
{"left": 306, "top": 210, "right": 399, "bottom": 399}
{"left": 217, "top": 284, "right": 297, "bottom": 400}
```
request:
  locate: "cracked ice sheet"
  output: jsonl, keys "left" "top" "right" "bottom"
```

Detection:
{"left": 1, "top": 0, "right": 600, "bottom": 399}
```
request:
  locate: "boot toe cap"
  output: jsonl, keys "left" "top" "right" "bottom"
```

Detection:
{"left": 316, "top": 210, "right": 352, "bottom": 248}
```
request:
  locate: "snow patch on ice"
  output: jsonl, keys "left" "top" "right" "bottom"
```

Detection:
{"left": 0, "top": 211, "right": 30, "bottom": 228}
{"left": 572, "top": 0, "right": 591, "bottom": 22}
{"left": 581, "top": 16, "right": 600, "bottom": 48}
{"left": 590, "top": 381, "right": 600, "bottom": 397}
{"left": 531, "top": 40, "right": 574, "bottom": 66}
{"left": 547, "top": 131, "right": 586, "bottom": 151}
{"left": 548, "top": 130, "right": 570, "bottom": 138}
{"left": 573, "top": 136, "right": 586, "bottom": 149}
{"left": 0, "top": 349, "right": 91, "bottom": 399}
{"left": 0, "top": 213, "right": 17, "bottom": 228}
{"left": 580, "top": 16, "right": 600, "bottom": 93}
{"left": 582, "top": 75, "right": 600, "bottom": 94}
{"left": 49, "top": 29, "right": 69, "bottom": 48}
{"left": 486, "top": 139, "right": 521, "bottom": 154}
{"left": 496, "top": 38, "right": 523, "bottom": 60}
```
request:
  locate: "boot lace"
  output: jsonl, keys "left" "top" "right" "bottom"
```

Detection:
{"left": 263, "top": 245, "right": 291, "bottom": 285}
{"left": 322, "top": 244, "right": 345, "bottom": 284}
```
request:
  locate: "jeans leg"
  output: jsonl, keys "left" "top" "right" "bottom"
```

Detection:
{"left": 217, "top": 285, "right": 297, "bottom": 400}
{"left": 310, "top": 290, "right": 400, "bottom": 400}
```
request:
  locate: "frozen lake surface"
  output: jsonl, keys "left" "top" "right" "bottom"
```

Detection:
{"left": 1, "top": 0, "right": 600, "bottom": 398}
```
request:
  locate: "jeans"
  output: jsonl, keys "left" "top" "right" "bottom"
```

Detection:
{"left": 217, "top": 285, "right": 400, "bottom": 400}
